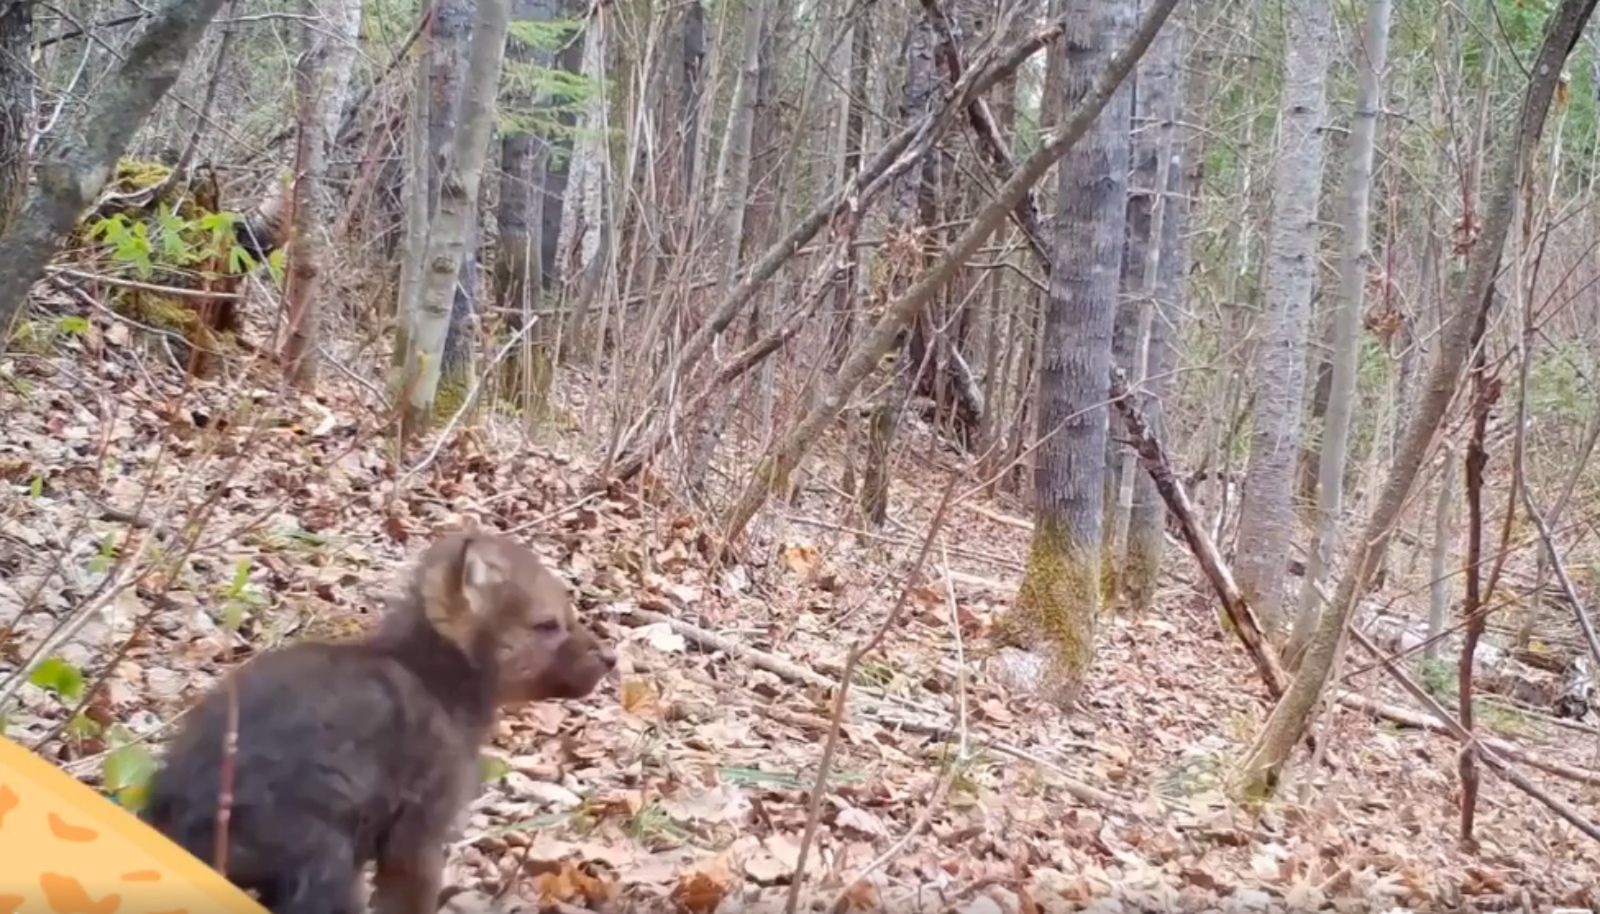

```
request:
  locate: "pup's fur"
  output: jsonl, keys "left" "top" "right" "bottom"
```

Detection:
{"left": 142, "top": 533, "right": 615, "bottom": 914}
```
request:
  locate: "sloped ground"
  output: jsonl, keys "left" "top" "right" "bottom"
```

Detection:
{"left": 3, "top": 305, "right": 1600, "bottom": 913}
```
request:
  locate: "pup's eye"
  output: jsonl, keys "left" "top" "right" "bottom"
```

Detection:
{"left": 533, "top": 619, "right": 562, "bottom": 633}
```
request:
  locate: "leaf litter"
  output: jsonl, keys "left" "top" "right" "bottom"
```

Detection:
{"left": 2, "top": 310, "right": 1599, "bottom": 913}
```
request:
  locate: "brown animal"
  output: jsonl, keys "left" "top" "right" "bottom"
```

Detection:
{"left": 141, "top": 532, "right": 615, "bottom": 914}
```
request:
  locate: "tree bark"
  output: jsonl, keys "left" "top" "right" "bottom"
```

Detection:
{"left": 1107, "top": 5, "right": 1181, "bottom": 603}
{"left": 0, "top": 0, "right": 32, "bottom": 236}
{"left": 860, "top": 9, "right": 937, "bottom": 527}
{"left": 1231, "top": 0, "right": 1334, "bottom": 641}
{"left": 719, "top": 0, "right": 1182, "bottom": 549}
{"left": 0, "top": 0, "right": 228, "bottom": 334}
{"left": 398, "top": 0, "right": 513, "bottom": 436}
{"left": 1425, "top": 447, "right": 1455, "bottom": 661}
{"left": 1003, "top": 0, "right": 1135, "bottom": 705}
{"left": 539, "top": 0, "right": 587, "bottom": 289}
{"left": 1291, "top": 0, "right": 1393, "bottom": 657}
{"left": 1233, "top": 0, "right": 1600, "bottom": 801}
{"left": 496, "top": 0, "right": 560, "bottom": 421}
{"left": 282, "top": 0, "right": 354, "bottom": 386}
{"left": 1124, "top": 10, "right": 1191, "bottom": 615}
{"left": 686, "top": 0, "right": 770, "bottom": 490}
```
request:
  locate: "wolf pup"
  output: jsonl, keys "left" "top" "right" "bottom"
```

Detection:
{"left": 142, "top": 532, "right": 616, "bottom": 914}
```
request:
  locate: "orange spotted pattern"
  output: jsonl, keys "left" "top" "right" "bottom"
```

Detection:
{"left": 0, "top": 736, "right": 266, "bottom": 914}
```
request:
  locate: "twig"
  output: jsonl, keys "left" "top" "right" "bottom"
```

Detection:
{"left": 940, "top": 543, "right": 970, "bottom": 761}
{"left": 1521, "top": 490, "right": 1600, "bottom": 676}
{"left": 785, "top": 476, "right": 959, "bottom": 914}
{"left": 1109, "top": 368, "right": 1288, "bottom": 699}
{"left": 47, "top": 265, "right": 247, "bottom": 300}
{"left": 828, "top": 770, "right": 953, "bottom": 914}
{"left": 397, "top": 318, "right": 537, "bottom": 487}
{"left": 1344, "top": 629, "right": 1600, "bottom": 842}
{"left": 614, "top": 606, "right": 1121, "bottom": 809}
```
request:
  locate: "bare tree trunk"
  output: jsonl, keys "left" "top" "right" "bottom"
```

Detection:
{"left": 1125, "top": 10, "right": 1192, "bottom": 615}
{"left": 1107, "top": 4, "right": 1181, "bottom": 603}
{"left": 319, "top": 0, "right": 365, "bottom": 148}
{"left": 825, "top": 5, "right": 871, "bottom": 372}
{"left": 557, "top": 6, "right": 609, "bottom": 343}
{"left": 282, "top": 0, "right": 355, "bottom": 386}
{"left": 719, "top": 0, "right": 1182, "bottom": 548}
{"left": 1231, "top": 0, "right": 1334, "bottom": 641}
{"left": 540, "top": 0, "right": 587, "bottom": 290}
{"left": 398, "top": 0, "right": 513, "bottom": 437}
{"left": 860, "top": 9, "right": 937, "bottom": 527}
{"left": 1001, "top": 0, "right": 1135, "bottom": 704}
{"left": 0, "top": 0, "right": 228, "bottom": 333}
{"left": 686, "top": 0, "right": 770, "bottom": 491}
{"left": 394, "top": 29, "right": 433, "bottom": 371}
{"left": 1291, "top": 0, "right": 1393, "bottom": 658}
{"left": 426, "top": 0, "right": 481, "bottom": 407}
{"left": 1425, "top": 447, "right": 1455, "bottom": 661}
{"left": 1234, "top": 0, "right": 1599, "bottom": 801}
{"left": 0, "top": 0, "right": 32, "bottom": 236}
{"left": 497, "top": 0, "right": 560, "bottom": 422}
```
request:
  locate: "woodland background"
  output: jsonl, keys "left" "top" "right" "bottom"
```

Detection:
{"left": 4, "top": 0, "right": 1600, "bottom": 909}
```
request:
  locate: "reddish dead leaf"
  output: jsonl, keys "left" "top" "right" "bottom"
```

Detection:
{"left": 670, "top": 866, "right": 732, "bottom": 914}
{"left": 835, "top": 879, "right": 880, "bottom": 913}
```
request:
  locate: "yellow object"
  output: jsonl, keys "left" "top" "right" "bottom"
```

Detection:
{"left": 0, "top": 735, "right": 267, "bottom": 913}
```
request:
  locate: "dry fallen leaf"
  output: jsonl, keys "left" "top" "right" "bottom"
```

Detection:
{"left": 780, "top": 542, "right": 821, "bottom": 576}
{"left": 621, "top": 676, "right": 663, "bottom": 718}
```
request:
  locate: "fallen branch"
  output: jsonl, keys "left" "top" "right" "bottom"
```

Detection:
{"left": 1343, "top": 628, "right": 1600, "bottom": 842}
{"left": 1109, "top": 369, "right": 1287, "bottom": 698}
{"left": 613, "top": 606, "right": 1121, "bottom": 811}
{"left": 1335, "top": 691, "right": 1600, "bottom": 789}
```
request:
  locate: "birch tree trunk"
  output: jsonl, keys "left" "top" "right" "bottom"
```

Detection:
{"left": 1234, "top": 0, "right": 1599, "bottom": 800}
{"left": 319, "top": 0, "right": 365, "bottom": 148}
{"left": 0, "top": 0, "right": 228, "bottom": 333}
{"left": 427, "top": 0, "right": 480, "bottom": 408}
{"left": 0, "top": 0, "right": 32, "bottom": 236}
{"left": 540, "top": 0, "right": 587, "bottom": 290}
{"left": 1004, "top": 0, "right": 1136, "bottom": 705}
{"left": 556, "top": 7, "right": 609, "bottom": 338}
{"left": 1231, "top": 0, "right": 1334, "bottom": 641}
{"left": 1291, "top": 0, "right": 1393, "bottom": 658}
{"left": 398, "top": 0, "right": 513, "bottom": 437}
{"left": 1425, "top": 447, "right": 1455, "bottom": 661}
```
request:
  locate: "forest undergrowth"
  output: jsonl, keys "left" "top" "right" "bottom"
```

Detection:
{"left": 3, "top": 292, "right": 1600, "bottom": 914}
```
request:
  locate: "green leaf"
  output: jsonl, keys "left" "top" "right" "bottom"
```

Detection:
{"left": 104, "top": 728, "right": 158, "bottom": 812}
{"left": 29, "top": 657, "right": 86, "bottom": 704}
{"left": 66, "top": 713, "right": 101, "bottom": 741}
{"left": 227, "top": 558, "right": 252, "bottom": 599}
{"left": 28, "top": 475, "right": 42, "bottom": 499}
{"left": 228, "top": 245, "right": 258, "bottom": 274}
{"left": 479, "top": 753, "right": 511, "bottom": 783}
{"left": 56, "top": 315, "right": 90, "bottom": 336}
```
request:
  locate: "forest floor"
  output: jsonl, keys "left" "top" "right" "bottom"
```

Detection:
{"left": 4, "top": 306, "right": 1600, "bottom": 914}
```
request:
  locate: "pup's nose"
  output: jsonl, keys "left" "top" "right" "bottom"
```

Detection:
{"left": 597, "top": 644, "right": 618, "bottom": 669}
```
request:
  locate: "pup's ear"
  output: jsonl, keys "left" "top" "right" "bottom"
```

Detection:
{"left": 419, "top": 534, "right": 504, "bottom": 650}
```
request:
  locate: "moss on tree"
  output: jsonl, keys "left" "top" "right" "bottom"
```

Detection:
{"left": 1010, "top": 516, "right": 1099, "bottom": 704}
